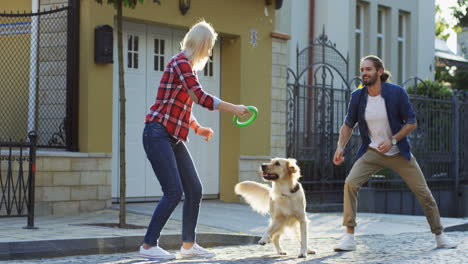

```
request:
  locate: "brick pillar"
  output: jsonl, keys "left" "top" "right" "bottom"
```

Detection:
{"left": 270, "top": 33, "right": 290, "bottom": 158}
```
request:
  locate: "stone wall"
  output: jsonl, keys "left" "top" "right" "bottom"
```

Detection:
{"left": 270, "top": 37, "right": 288, "bottom": 158}
{"left": 238, "top": 155, "right": 271, "bottom": 184}
{"left": 34, "top": 152, "right": 112, "bottom": 216}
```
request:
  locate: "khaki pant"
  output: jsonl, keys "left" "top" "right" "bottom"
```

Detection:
{"left": 343, "top": 148, "right": 443, "bottom": 234}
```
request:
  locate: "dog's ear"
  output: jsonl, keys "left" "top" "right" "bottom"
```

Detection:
{"left": 287, "top": 158, "right": 301, "bottom": 178}
{"left": 287, "top": 158, "right": 299, "bottom": 175}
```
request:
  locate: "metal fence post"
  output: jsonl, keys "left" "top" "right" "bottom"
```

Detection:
{"left": 452, "top": 91, "right": 460, "bottom": 217}
{"left": 25, "top": 131, "right": 38, "bottom": 229}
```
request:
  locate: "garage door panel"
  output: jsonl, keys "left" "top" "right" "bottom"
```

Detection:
{"left": 114, "top": 23, "right": 220, "bottom": 199}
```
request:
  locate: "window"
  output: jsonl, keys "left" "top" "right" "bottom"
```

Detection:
{"left": 127, "top": 34, "right": 139, "bottom": 69}
{"left": 153, "top": 38, "right": 165, "bottom": 72}
{"left": 377, "top": 7, "right": 387, "bottom": 62}
{"left": 355, "top": 2, "right": 365, "bottom": 76}
{"left": 397, "top": 12, "right": 408, "bottom": 84}
{"left": 203, "top": 55, "right": 213, "bottom": 77}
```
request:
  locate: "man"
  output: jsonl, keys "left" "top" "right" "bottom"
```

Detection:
{"left": 332, "top": 55, "right": 458, "bottom": 251}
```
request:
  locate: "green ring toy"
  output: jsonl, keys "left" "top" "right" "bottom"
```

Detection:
{"left": 233, "top": 106, "right": 258, "bottom": 127}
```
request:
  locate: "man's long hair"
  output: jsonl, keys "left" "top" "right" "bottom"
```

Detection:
{"left": 361, "top": 55, "right": 392, "bottom": 83}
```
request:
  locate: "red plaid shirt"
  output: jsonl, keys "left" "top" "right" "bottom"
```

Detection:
{"left": 145, "top": 51, "right": 219, "bottom": 141}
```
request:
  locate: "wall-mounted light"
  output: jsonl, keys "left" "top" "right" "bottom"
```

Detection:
{"left": 265, "top": 0, "right": 283, "bottom": 9}
{"left": 179, "top": 0, "right": 190, "bottom": 15}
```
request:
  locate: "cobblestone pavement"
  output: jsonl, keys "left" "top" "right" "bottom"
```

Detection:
{"left": 3, "top": 231, "right": 466, "bottom": 264}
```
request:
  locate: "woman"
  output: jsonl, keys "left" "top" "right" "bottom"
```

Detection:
{"left": 139, "top": 21, "right": 250, "bottom": 260}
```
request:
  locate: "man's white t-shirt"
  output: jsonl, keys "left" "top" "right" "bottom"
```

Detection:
{"left": 365, "top": 94, "right": 399, "bottom": 155}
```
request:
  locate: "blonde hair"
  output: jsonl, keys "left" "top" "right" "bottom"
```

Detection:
{"left": 181, "top": 20, "right": 218, "bottom": 71}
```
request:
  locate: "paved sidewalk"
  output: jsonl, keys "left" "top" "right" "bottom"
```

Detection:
{"left": 0, "top": 200, "right": 467, "bottom": 262}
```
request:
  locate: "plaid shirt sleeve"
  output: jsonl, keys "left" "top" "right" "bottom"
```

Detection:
{"left": 173, "top": 59, "right": 219, "bottom": 110}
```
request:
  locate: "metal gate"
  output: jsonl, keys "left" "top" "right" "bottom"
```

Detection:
{"left": 365, "top": 78, "right": 468, "bottom": 217}
{"left": 0, "top": 3, "right": 79, "bottom": 150}
{"left": 0, "top": 132, "right": 37, "bottom": 228}
{"left": 287, "top": 29, "right": 356, "bottom": 205}
{"left": 287, "top": 31, "right": 468, "bottom": 216}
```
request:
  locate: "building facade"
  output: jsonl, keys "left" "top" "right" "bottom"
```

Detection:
{"left": 1, "top": 0, "right": 284, "bottom": 215}
{"left": 278, "top": 0, "right": 435, "bottom": 84}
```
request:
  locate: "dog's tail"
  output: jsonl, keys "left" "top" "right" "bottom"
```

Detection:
{"left": 235, "top": 181, "right": 271, "bottom": 215}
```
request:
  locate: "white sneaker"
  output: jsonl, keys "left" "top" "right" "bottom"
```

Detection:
{"left": 139, "top": 245, "right": 176, "bottom": 260}
{"left": 180, "top": 243, "right": 216, "bottom": 258}
{"left": 436, "top": 233, "right": 458, "bottom": 248}
{"left": 334, "top": 234, "right": 357, "bottom": 251}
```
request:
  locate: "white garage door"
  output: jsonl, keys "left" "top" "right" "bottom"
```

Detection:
{"left": 112, "top": 22, "right": 220, "bottom": 200}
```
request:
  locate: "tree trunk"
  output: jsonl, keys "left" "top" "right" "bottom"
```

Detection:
{"left": 117, "top": 0, "right": 127, "bottom": 227}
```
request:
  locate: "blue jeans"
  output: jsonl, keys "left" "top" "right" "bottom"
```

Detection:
{"left": 142, "top": 121, "right": 203, "bottom": 245}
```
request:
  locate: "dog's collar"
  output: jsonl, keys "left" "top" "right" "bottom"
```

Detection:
{"left": 281, "top": 183, "right": 300, "bottom": 197}
{"left": 290, "top": 183, "right": 300, "bottom": 193}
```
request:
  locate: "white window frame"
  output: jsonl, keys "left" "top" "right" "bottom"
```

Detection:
{"left": 203, "top": 55, "right": 214, "bottom": 77}
{"left": 355, "top": 2, "right": 365, "bottom": 76}
{"left": 377, "top": 7, "right": 386, "bottom": 63}
{"left": 153, "top": 38, "right": 165, "bottom": 72}
{"left": 127, "top": 34, "right": 140, "bottom": 69}
{"left": 397, "top": 12, "right": 408, "bottom": 84}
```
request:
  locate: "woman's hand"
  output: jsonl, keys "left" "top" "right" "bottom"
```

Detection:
{"left": 195, "top": 126, "right": 214, "bottom": 142}
{"left": 233, "top": 105, "right": 250, "bottom": 117}
{"left": 217, "top": 101, "right": 250, "bottom": 116}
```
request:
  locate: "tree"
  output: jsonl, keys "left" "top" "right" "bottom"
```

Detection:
{"left": 434, "top": 2, "right": 468, "bottom": 92}
{"left": 451, "top": 0, "right": 468, "bottom": 32}
{"left": 95, "top": 0, "right": 160, "bottom": 228}
{"left": 436, "top": 5, "right": 451, "bottom": 41}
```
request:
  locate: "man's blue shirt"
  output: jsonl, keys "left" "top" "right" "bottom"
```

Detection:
{"left": 344, "top": 82, "right": 416, "bottom": 161}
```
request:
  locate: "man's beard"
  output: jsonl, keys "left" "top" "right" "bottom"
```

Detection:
{"left": 362, "top": 72, "right": 379, "bottom": 86}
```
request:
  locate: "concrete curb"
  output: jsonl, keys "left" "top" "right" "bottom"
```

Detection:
{"left": 0, "top": 233, "right": 261, "bottom": 260}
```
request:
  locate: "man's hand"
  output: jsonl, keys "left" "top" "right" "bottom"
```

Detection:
{"left": 333, "top": 147, "right": 345, "bottom": 165}
{"left": 196, "top": 126, "right": 214, "bottom": 142}
{"left": 377, "top": 138, "right": 392, "bottom": 153}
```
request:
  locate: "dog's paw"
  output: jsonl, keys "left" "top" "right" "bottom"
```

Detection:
{"left": 298, "top": 253, "right": 307, "bottom": 258}
{"left": 258, "top": 237, "right": 269, "bottom": 245}
{"left": 307, "top": 248, "right": 316, "bottom": 254}
{"left": 278, "top": 251, "right": 287, "bottom": 255}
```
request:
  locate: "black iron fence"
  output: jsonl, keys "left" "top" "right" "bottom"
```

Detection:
{"left": 0, "top": 132, "right": 37, "bottom": 228}
{"left": 360, "top": 78, "right": 468, "bottom": 217}
{"left": 0, "top": 5, "right": 78, "bottom": 150}
{"left": 287, "top": 30, "right": 468, "bottom": 216}
{"left": 287, "top": 29, "right": 353, "bottom": 206}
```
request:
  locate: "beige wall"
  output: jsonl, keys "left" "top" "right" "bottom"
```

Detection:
{"left": 79, "top": 0, "right": 275, "bottom": 201}
{"left": 2, "top": 0, "right": 30, "bottom": 10}
{"left": 80, "top": 0, "right": 274, "bottom": 155}
{"left": 3, "top": 0, "right": 278, "bottom": 205}
{"left": 0, "top": 0, "right": 33, "bottom": 139}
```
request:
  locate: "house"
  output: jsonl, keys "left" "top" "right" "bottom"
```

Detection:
{"left": 435, "top": 37, "right": 468, "bottom": 70}
{"left": 0, "top": 0, "right": 287, "bottom": 216}
{"left": 277, "top": 0, "right": 435, "bottom": 84}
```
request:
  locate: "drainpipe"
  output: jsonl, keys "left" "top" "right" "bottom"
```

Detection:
{"left": 306, "top": 0, "right": 315, "bottom": 145}
{"left": 27, "top": 0, "right": 40, "bottom": 133}
{"left": 308, "top": 0, "right": 314, "bottom": 84}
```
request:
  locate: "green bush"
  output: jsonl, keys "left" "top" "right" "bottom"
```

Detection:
{"left": 405, "top": 79, "right": 452, "bottom": 99}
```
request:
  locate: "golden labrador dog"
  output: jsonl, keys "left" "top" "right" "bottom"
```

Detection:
{"left": 235, "top": 158, "right": 315, "bottom": 258}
